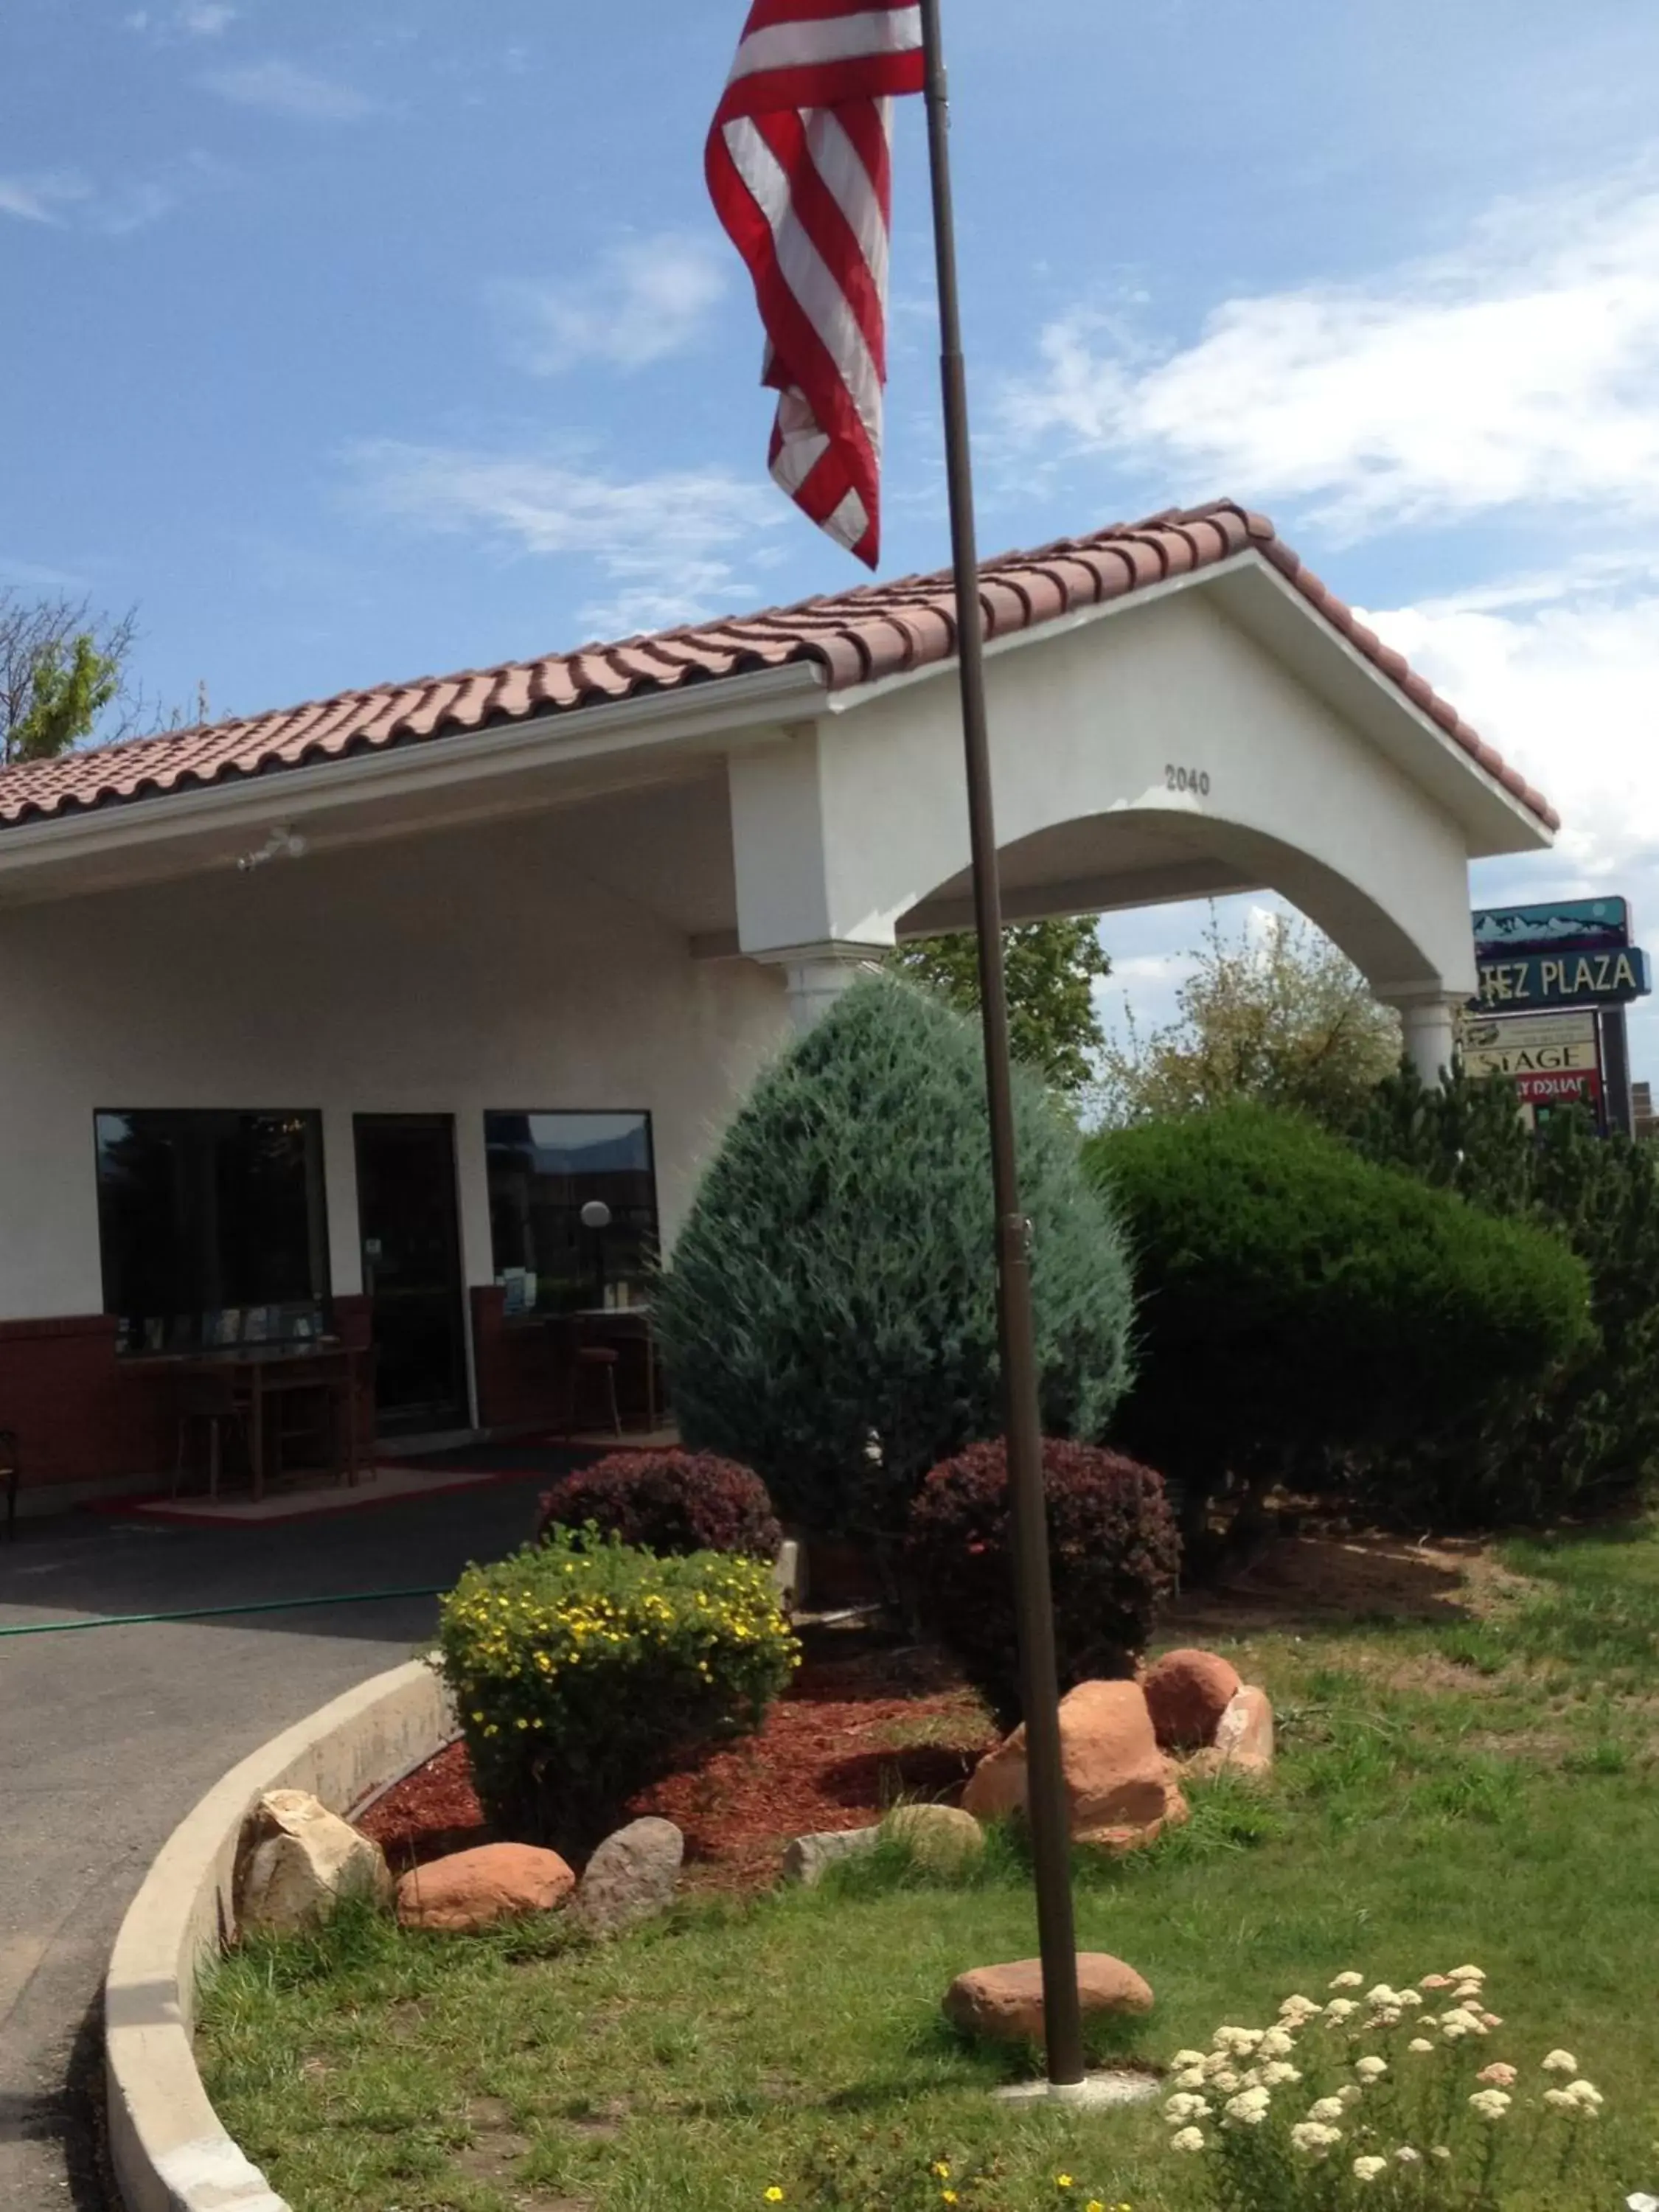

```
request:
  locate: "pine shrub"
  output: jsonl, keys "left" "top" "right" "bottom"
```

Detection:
{"left": 653, "top": 971, "right": 1134, "bottom": 1540}
{"left": 1354, "top": 1065, "right": 1659, "bottom": 1520}
{"left": 535, "top": 1449, "right": 781, "bottom": 1559}
{"left": 905, "top": 1436, "right": 1180, "bottom": 1726}
{"left": 1087, "top": 1101, "right": 1592, "bottom": 1530}
{"left": 437, "top": 1531, "right": 799, "bottom": 1852}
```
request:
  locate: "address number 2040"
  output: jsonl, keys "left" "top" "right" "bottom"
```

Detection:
{"left": 1166, "top": 764, "right": 1211, "bottom": 797}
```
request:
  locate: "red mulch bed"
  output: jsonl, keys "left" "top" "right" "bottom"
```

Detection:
{"left": 358, "top": 1640, "right": 995, "bottom": 1894}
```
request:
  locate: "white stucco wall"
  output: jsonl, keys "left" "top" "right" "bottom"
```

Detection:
{"left": 0, "top": 808, "right": 790, "bottom": 1325}
{"left": 729, "top": 588, "right": 1479, "bottom": 998}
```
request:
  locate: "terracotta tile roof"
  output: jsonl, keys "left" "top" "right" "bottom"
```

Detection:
{"left": 0, "top": 500, "right": 1557, "bottom": 832}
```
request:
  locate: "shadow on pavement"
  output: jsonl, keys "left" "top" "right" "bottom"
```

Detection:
{"left": 0, "top": 1992, "right": 112, "bottom": 2212}
{"left": 0, "top": 1450, "right": 594, "bottom": 1644}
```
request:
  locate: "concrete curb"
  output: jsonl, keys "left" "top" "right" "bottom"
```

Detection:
{"left": 104, "top": 1658, "right": 456, "bottom": 2212}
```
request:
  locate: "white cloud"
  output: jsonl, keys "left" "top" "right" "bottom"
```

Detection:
{"left": 204, "top": 58, "right": 374, "bottom": 122}
{"left": 492, "top": 236, "right": 728, "bottom": 375}
{"left": 1362, "top": 573, "right": 1659, "bottom": 891}
{"left": 0, "top": 166, "right": 180, "bottom": 234}
{"left": 131, "top": 3, "right": 237, "bottom": 32}
{"left": 0, "top": 172, "right": 93, "bottom": 225}
{"left": 95, "top": 179, "right": 179, "bottom": 235}
{"left": 343, "top": 439, "right": 781, "bottom": 633}
{"left": 1368, "top": 571, "right": 1659, "bottom": 1077}
{"left": 1004, "top": 173, "right": 1659, "bottom": 536}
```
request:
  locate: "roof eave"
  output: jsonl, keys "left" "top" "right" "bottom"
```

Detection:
{"left": 0, "top": 659, "right": 827, "bottom": 903}
{"left": 1206, "top": 559, "right": 1554, "bottom": 858}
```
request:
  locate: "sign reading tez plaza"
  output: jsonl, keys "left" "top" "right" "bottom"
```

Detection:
{"left": 1474, "top": 945, "right": 1651, "bottom": 1011}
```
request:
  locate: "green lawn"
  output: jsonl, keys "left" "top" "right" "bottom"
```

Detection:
{"left": 198, "top": 1524, "right": 1659, "bottom": 2212}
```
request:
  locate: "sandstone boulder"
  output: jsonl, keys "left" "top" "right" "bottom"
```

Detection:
{"left": 1185, "top": 1684, "right": 1275, "bottom": 1781}
{"left": 571, "top": 1818, "right": 683, "bottom": 1936}
{"left": 961, "top": 1679, "right": 1186, "bottom": 1849}
{"left": 782, "top": 1826, "right": 878, "bottom": 1886}
{"left": 395, "top": 1841, "right": 575, "bottom": 1933}
{"left": 238, "top": 1789, "right": 392, "bottom": 1936}
{"left": 883, "top": 1803, "right": 984, "bottom": 1873}
{"left": 1141, "top": 1648, "right": 1242, "bottom": 1750}
{"left": 944, "top": 1953, "right": 1154, "bottom": 2045}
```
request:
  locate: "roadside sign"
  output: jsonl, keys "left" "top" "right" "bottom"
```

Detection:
{"left": 1472, "top": 898, "right": 1631, "bottom": 957}
{"left": 1472, "top": 945, "right": 1651, "bottom": 1011}
{"left": 1464, "top": 1012, "right": 1602, "bottom": 1125}
{"left": 1464, "top": 1012, "right": 1599, "bottom": 1077}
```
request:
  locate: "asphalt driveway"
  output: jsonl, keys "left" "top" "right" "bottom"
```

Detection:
{"left": 0, "top": 1467, "right": 565, "bottom": 2211}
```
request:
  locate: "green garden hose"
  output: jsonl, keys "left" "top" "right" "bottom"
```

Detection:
{"left": 0, "top": 1585, "right": 447, "bottom": 1636}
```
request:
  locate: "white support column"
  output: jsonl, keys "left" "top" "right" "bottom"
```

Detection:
{"left": 1386, "top": 991, "right": 1462, "bottom": 1085}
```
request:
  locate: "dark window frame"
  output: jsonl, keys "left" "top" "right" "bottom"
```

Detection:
{"left": 483, "top": 1107, "right": 659, "bottom": 1316}
{"left": 92, "top": 1106, "right": 333, "bottom": 1356}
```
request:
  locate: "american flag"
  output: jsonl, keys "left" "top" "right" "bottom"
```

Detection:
{"left": 706, "top": 2, "right": 926, "bottom": 568}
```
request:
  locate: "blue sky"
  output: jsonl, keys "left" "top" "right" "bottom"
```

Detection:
{"left": 8, "top": 0, "right": 1659, "bottom": 1066}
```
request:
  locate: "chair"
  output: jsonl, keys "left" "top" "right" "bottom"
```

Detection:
{"left": 556, "top": 1320, "right": 622, "bottom": 1439}
{"left": 174, "top": 1373, "right": 248, "bottom": 1500}
{"left": 1, "top": 1428, "right": 19, "bottom": 1541}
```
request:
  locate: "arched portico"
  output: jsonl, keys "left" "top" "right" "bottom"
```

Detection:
{"left": 728, "top": 550, "right": 1545, "bottom": 1077}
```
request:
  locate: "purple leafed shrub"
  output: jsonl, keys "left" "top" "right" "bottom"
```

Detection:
{"left": 906, "top": 1436, "right": 1181, "bottom": 1727}
{"left": 535, "top": 1447, "right": 782, "bottom": 1560}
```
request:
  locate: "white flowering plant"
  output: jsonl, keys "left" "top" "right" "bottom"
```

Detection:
{"left": 1157, "top": 1964, "right": 1615, "bottom": 2210}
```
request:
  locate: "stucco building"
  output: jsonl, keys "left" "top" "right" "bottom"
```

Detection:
{"left": 0, "top": 501, "right": 1557, "bottom": 1507}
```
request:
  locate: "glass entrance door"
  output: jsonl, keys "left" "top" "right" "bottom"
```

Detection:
{"left": 353, "top": 1114, "right": 470, "bottom": 1435}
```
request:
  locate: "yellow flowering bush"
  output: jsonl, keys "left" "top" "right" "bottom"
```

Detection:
{"left": 437, "top": 1527, "right": 799, "bottom": 1851}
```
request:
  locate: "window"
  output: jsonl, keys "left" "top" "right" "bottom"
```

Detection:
{"left": 94, "top": 1109, "right": 330, "bottom": 1354}
{"left": 484, "top": 1111, "right": 658, "bottom": 1315}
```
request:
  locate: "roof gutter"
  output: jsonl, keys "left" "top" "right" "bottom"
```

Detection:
{"left": 0, "top": 659, "right": 828, "bottom": 885}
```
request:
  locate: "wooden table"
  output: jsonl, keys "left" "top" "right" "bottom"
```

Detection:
{"left": 169, "top": 1342, "right": 361, "bottom": 1500}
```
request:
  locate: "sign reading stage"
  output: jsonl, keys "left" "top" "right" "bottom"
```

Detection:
{"left": 1463, "top": 1012, "right": 1602, "bottom": 1120}
{"left": 1464, "top": 1012, "right": 1599, "bottom": 1078}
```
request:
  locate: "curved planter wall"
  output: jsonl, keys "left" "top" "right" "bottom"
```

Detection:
{"left": 104, "top": 1658, "right": 455, "bottom": 2212}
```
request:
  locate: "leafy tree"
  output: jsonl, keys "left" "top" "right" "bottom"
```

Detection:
{"left": 654, "top": 970, "right": 1135, "bottom": 1543}
{"left": 894, "top": 917, "right": 1111, "bottom": 1093}
{"left": 1094, "top": 908, "right": 1401, "bottom": 1130}
{"left": 0, "top": 591, "right": 143, "bottom": 764}
{"left": 1354, "top": 1062, "right": 1659, "bottom": 1520}
{"left": 1086, "top": 1101, "right": 1591, "bottom": 1537}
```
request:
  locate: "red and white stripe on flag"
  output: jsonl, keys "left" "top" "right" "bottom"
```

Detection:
{"left": 707, "top": 1, "right": 925, "bottom": 568}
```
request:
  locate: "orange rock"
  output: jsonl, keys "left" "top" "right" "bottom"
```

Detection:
{"left": 1141, "top": 1648, "right": 1242, "bottom": 1750}
{"left": 943, "top": 1953, "right": 1155, "bottom": 2044}
{"left": 394, "top": 1841, "right": 575, "bottom": 1933}
{"left": 961, "top": 1679, "right": 1183, "bottom": 1848}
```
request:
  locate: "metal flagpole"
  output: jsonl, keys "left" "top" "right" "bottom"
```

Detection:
{"left": 917, "top": 0, "right": 1085, "bottom": 2091}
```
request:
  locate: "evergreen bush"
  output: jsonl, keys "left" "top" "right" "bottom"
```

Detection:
{"left": 437, "top": 1530, "right": 798, "bottom": 1853}
{"left": 535, "top": 1448, "right": 781, "bottom": 1559}
{"left": 1354, "top": 1065, "right": 1659, "bottom": 1520}
{"left": 1086, "top": 1101, "right": 1592, "bottom": 1531}
{"left": 905, "top": 1436, "right": 1181, "bottom": 1726}
{"left": 653, "top": 971, "right": 1134, "bottom": 1540}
